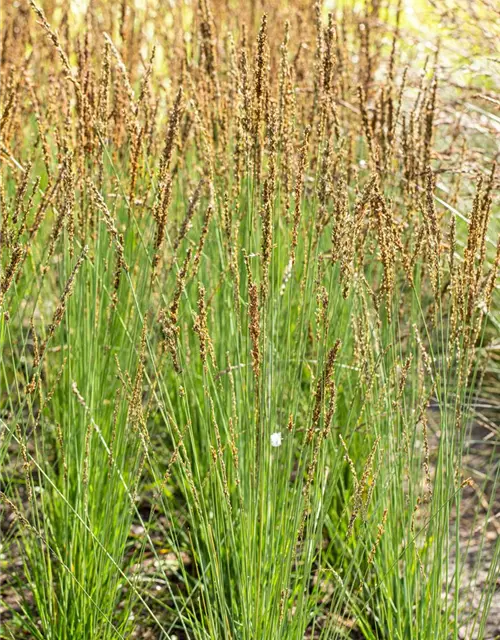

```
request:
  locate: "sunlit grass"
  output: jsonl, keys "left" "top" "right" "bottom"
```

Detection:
{"left": 1, "top": 1, "right": 498, "bottom": 639}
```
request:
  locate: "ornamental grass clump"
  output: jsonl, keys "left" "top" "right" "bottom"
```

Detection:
{"left": 1, "top": 1, "right": 498, "bottom": 639}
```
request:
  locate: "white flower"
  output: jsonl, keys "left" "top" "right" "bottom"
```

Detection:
{"left": 270, "top": 432, "right": 282, "bottom": 447}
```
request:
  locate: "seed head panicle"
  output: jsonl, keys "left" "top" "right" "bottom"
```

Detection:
{"left": 193, "top": 283, "right": 216, "bottom": 369}
{"left": 160, "top": 87, "right": 184, "bottom": 178}
{"left": 290, "top": 125, "right": 311, "bottom": 265}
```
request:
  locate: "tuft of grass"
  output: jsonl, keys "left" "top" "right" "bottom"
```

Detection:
{"left": 1, "top": 1, "right": 498, "bottom": 639}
